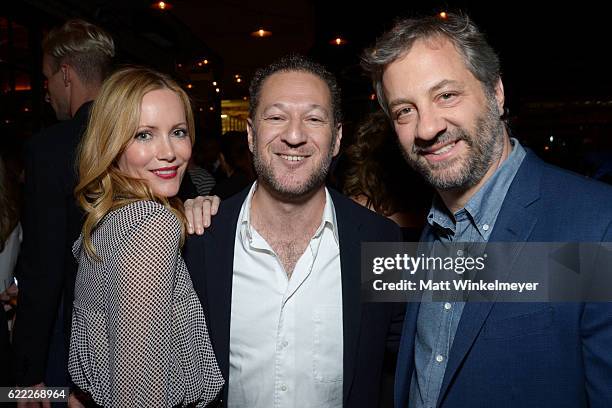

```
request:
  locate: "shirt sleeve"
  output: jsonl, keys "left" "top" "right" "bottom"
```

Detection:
{"left": 105, "top": 205, "right": 181, "bottom": 407}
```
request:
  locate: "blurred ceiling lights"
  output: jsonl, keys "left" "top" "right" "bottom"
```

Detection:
{"left": 329, "top": 37, "right": 347, "bottom": 46}
{"left": 251, "top": 28, "right": 272, "bottom": 38}
{"left": 151, "top": 1, "right": 173, "bottom": 11}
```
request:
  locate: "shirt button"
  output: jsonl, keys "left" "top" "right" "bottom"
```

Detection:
{"left": 281, "top": 384, "right": 288, "bottom": 392}
{"left": 444, "top": 302, "right": 452, "bottom": 310}
{"left": 482, "top": 224, "right": 490, "bottom": 231}
{"left": 456, "top": 249, "right": 464, "bottom": 256}
{"left": 436, "top": 355, "right": 444, "bottom": 363}
{"left": 282, "top": 340, "right": 288, "bottom": 348}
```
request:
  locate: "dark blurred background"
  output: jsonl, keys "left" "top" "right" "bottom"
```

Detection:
{"left": 2, "top": 0, "right": 612, "bottom": 181}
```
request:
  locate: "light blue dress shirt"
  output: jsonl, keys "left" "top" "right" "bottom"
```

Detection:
{"left": 408, "top": 139, "right": 526, "bottom": 408}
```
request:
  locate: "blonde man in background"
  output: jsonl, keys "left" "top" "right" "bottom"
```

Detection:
{"left": 12, "top": 19, "right": 114, "bottom": 407}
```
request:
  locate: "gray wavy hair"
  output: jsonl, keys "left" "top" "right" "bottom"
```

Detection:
{"left": 361, "top": 11, "right": 500, "bottom": 116}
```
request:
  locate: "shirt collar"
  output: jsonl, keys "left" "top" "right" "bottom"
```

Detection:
{"left": 238, "top": 182, "right": 339, "bottom": 247}
{"left": 316, "top": 187, "right": 339, "bottom": 245}
{"left": 427, "top": 137, "right": 526, "bottom": 239}
{"left": 238, "top": 182, "right": 258, "bottom": 244}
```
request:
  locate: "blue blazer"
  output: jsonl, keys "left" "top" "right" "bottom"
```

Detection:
{"left": 395, "top": 150, "right": 612, "bottom": 408}
{"left": 184, "top": 186, "right": 404, "bottom": 407}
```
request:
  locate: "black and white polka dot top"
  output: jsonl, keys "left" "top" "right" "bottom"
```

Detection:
{"left": 69, "top": 200, "right": 223, "bottom": 407}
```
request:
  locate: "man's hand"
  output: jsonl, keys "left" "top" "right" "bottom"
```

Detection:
{"left": 184, "top": 195, "right": 220, "bottom": 235}
{"left": 16, "top": 383, "right": 50, "bottom": 408}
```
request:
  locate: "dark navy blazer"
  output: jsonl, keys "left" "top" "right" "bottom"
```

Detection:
{"left": 395, "top": 150, "right": 612, "bottom": 408}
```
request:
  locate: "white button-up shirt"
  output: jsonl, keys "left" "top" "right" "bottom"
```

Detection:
{"left": 228, "top": 183, "right": 343, "bottom": 408}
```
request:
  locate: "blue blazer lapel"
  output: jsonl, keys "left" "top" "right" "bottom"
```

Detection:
{"left": 486, "top": 150, "right": 542, "bottom": 244}
{"left": 330, "top": 190, "right": 363, "bottom": 404}
{"left": 436, "top": 152, "right": 541, "bottom": 407}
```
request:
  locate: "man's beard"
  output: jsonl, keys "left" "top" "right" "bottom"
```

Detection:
{"left": 251, "top": 129, "right": 336, "bottom": 200}
{"left": 400, "top": 95, "right": 505, "bottom": 191}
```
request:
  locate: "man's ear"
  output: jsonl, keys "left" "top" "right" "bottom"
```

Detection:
{"left": 332, "top": 124, "right": 342, "bottom": 157}
{"left": 61, "top": 64, "right": 71, "bottom": 87}
{"left": 494, "top": 78, "right": 505, "bottom": 114}
{"left": 246, "top": 119, "right": 255, "bottom": 153}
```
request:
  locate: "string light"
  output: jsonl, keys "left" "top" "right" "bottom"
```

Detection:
{"left": 329, "top": 37, "right": 347, "bottom": 46}
{"left": 151, "top": 1, "right": 172, "bottom": 10}
{"left": 251, "top": 28, "right": 272, "bottom": 38}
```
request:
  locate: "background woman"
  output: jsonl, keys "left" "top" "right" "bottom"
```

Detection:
{"left": 71, "top": 66, "right": 223, "bottom": 407}
{"left": 336, "top": 110, "right": 432, "bottom": 241}
{"left": 0, "top": 155, "right": 21, "bottom": 385}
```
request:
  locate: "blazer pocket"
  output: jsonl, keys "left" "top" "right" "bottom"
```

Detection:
{"left": 482, "top": 307, "right": 554, "bottom": 339}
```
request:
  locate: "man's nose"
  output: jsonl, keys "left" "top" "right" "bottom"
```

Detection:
{"left": 416, "top": 107, "right": 447, "bottom": 142}
{"left": 281, "top": 119, "right": 308, "bottom": 146}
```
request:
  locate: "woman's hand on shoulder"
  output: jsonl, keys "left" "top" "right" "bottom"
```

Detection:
{"left": 184, "top": 195, "right": 220, "bottom": 235}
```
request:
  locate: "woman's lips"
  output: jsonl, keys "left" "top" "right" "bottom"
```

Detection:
{"left": 151, "top": 166, "right": 179, "bottom": 179}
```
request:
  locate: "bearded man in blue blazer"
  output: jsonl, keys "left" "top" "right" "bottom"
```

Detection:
{"left": 362, "top": 11, "right": 612, "bottom": 408}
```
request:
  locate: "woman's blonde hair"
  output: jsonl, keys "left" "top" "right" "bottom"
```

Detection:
{"left": 75, "top": 66, "right": 195, "bottom": 260}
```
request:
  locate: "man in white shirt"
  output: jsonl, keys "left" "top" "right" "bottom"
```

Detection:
{"left": 185, "top": 54, "right": 403, "bottom": 408}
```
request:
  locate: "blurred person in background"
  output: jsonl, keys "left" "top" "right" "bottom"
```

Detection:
{"left": 11, "top": 19, "right": 115, "bottom": 402}
{"left": 210, "top": 131, "right": 256, "bottom": 199}
{"left": 186, "top": 138, "right": 217, "bottom": 196}
{"left": 1, "top": 154, "right": 21, "bottom": 386}
{"left": 337, "top": 110, "right": 431, "bottom": 241}
{"left": 199, "top": 136, "right": 225, "bottom": 181}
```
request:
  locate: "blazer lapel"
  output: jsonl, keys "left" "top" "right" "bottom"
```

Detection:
{"left": 436, "top": 152, "right": 541, "bottom": 407}
{"left": 204, "top": 187, "right": 251, "bottom": 379}
{"left": 331, "top": 190, "right": 363, "bottom": 404}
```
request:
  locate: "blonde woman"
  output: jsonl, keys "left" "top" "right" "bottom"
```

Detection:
{"left": 70, "top": 66, "right": 223, "bottom": 407}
